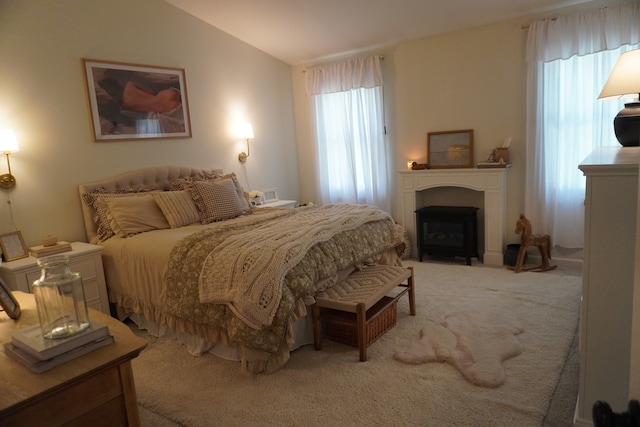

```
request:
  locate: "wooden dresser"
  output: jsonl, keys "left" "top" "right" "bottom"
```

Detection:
{"left": 0, "top": 292, "right": 147, "bottom": 426}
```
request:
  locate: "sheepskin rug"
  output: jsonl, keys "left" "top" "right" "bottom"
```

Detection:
{"left": 394, "top": 309, "right": 524, "bottom": 387}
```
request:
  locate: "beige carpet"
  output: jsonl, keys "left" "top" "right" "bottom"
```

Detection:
{"left": 131, "top": 259, "right": 581, "bottom": 427}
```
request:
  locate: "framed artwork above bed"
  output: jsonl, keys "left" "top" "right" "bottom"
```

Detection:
{"left": 82, "top": 59, "right": 192, "bottom": 141}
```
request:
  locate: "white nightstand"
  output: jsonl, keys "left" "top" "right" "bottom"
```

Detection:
{"left": 257, "top": 199, "right": 297, "bottom": 209}
{"left": 0, "top": 242, "right": 109, "bottom": 314}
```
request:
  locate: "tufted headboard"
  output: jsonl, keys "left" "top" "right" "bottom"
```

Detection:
{"left": 78, "top": 165, "right": 223, "bottom": 242}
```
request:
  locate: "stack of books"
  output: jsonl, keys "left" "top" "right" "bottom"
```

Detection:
{"left": 4, "top": 321, "right": 113, "bottom": 373}
{"left": 29, "top": 241, "right": 73, "bottom": 258}
{"left": 476, "top": 161, "right": 512, "bottom": 169}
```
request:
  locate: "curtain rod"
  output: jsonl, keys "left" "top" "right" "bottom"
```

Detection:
{"left": 302, "top": 55, "right": 384, "bottom": 73}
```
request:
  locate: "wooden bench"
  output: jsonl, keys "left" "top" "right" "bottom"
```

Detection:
{"left": 311, "top": 265, "right": 416, "bottom": 361}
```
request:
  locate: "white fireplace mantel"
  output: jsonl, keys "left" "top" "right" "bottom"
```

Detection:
{"left": 398, "top": 168, "right": 509, "bottom": 266}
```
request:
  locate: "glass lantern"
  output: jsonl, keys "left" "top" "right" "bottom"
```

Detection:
{"left": 32, "top": 255, "right": 90, "bottom": 339}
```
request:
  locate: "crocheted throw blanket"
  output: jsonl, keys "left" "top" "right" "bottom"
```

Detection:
{"left": 198, "top": 204, "right": 392, "bottom": 329}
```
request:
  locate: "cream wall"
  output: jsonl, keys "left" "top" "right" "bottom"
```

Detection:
{"left": 0, "top": 0, "right": 299, "bottom": 247}
{"left": 292, "top": 0, "right": 622, "bottom": 253}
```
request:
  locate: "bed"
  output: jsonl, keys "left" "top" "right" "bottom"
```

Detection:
{"left": 78, "top": 165, "right": 404, "bottom": 373}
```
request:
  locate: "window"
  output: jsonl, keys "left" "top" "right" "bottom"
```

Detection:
{"left": 525, "top": 2, "right": 640, "bottom": 248}
{"left": 306, "top": 56, "right": 390, "bottom": 212}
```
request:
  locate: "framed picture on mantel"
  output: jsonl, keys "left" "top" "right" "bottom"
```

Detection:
{"left": 427, "top": 129, "right": 474, "bottom": 169}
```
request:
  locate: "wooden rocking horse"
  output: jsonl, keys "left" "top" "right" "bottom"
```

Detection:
{"left": 512, "top": 214, "right": 556, "bottom": 273}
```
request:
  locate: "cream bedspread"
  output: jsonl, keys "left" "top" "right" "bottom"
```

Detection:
{"left": 198, "top": 204, "right": 392, "bottom": 329}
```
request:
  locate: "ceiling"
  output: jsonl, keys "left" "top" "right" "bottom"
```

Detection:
{"left": 165, "top": 0, "right": 596, "bottom": 65}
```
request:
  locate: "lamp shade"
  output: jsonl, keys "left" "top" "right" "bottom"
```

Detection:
{"left": 0, "top": 129, "right": 19, "bottom": 153}
{"left": 599, "top": 49, "right": 640, "bottom": 100}
{"left": 238, "top": 123, "right": 254, "bottom": 140}
{"left": 598, "top": 49, "right": 640, "bottom": 147}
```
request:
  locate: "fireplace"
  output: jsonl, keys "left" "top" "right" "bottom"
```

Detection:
{"left": 416, "top": 206, "right": 478, "bottom": 265}
{"left": 398, "top": 168, "right": 509, "bottom": 266}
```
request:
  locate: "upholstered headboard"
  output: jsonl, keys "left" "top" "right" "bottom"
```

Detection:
{"left": 78, "top": 165, "right": 223, "bottom": 242}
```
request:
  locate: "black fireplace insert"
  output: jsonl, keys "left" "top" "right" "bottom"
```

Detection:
{"left": 415, "top": 206, "right": 478, "bottom": 265}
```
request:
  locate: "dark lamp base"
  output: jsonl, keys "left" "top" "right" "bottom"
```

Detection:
{"left": 614, "top": 102, "right": 640, "bottom": 147}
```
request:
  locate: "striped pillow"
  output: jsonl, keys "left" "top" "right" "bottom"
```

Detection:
{"left": 152, "top": 191, "right": 200, "bottom": 228}
{"left": 189, "top": 178, "right": 249, "bottom": 224}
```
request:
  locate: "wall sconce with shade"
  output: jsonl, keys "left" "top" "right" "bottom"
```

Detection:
{"left": 0, "top": 129, "right": 19, "bottom": 189}
{"left": 598, "top": 49, "right": 640, "bottom": 147}
{"left": 237, "top": 122, "right": 254, "bottom": 162}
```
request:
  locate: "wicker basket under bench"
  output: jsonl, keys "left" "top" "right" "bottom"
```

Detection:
{"left": 311, "top": 265, "right": 416, "bottom": 361}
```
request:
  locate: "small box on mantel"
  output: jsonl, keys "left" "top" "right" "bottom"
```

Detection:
{"left": 29, "top": 241, "right": 72, "bottom": 258}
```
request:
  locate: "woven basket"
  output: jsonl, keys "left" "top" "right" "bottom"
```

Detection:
{"left": 325, "top": 296, "right": 398, "bottom": 347}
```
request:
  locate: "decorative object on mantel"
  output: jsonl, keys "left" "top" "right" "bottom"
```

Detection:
{"left": 408, "top": 161, "right": 428, "bottom": 170}
{"left": 512, "top": 214, "right": 556, "bottom": 273}
{"left": 598, "top": 49, "right": 640, "bottom": 147}
{"left": 477, "top": 137, "right": 512, "bottom": 168}
{"left": 427, "top": 129, "right": 474, "bottom": 169}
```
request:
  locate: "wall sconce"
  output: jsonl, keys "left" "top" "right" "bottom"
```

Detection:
{"left": 237, "top": 123, "right": 254, "bottom": 163}
{"left": 0, "top": 129, "right": 19, "bottom": 189}
{"left": 598, "top": 49, "right": 640, "bottom": 147}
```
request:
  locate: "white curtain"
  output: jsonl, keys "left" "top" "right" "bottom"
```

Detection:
{"left": 525, "top": 2, "right": 640, "bottom": 248}
{"left": 306, "top": 56, "right": 390, "bottom": 212}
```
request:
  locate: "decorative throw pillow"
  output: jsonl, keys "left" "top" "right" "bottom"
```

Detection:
{"left": 168, "top": 170, "right": 223, "bottom": 191}
{"left": 220, "top": 173, "right": 252, "bottom": 212}
{"left": 189, "top": 178, "right": 249, "bottom": 223}
{"left": 152, "top": 191, "right": 200, "bottom": 228}
{"left": 105, "top": 194, "right": 170, "bottom": 237}
{"left": 83, "top": 189, "right": 156, "bottom": 241}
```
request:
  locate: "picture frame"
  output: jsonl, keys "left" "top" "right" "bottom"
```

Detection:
{"left": 0, "top": 231, "right": 28, "bottom": 262}
{"left": 427, "top": 129, "right": 474, "bottom": 169}
{"left": 261, "top": 188, "right": 279, "bottom": 203}
{"left": 82, "top": 59, "right": 192, "bottom": 141}
{"left": 0, "top": 277, "right": 20, "bottom": 320}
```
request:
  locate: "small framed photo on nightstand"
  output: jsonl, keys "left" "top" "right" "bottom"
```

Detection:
{"left": 0, "top": 277, "right": 20, "bottom": 319}
{"left": 0, "top": 231, "right": 29, "bottom": 262}
{"left": 262, "top": 188, "right": 279, "bottom": 203}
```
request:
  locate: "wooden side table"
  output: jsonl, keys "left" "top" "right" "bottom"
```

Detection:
{"left": 0, "top": 242, "right": 110, "bottom": 314}
{"left": 0, "top": 292, "right": 147, "bottom": 426}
